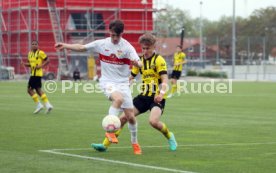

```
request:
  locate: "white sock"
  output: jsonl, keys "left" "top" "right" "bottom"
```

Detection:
{"left": 109, "top": 106, "right": 120, "bottom": 116}
{"left": 128, "top": 122, "right": 138, "bottom": 144}
{"left": 45, "top": 102, "right": 52, "bottom": 107}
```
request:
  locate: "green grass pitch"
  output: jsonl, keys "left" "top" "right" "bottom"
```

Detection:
{"left": 0, "top": 80, "right": 276, "bottom": 173}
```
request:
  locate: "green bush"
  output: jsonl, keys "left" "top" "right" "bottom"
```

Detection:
{"left": 186, "top": 69, "right": 227, "bottom": 78}
{"left": 198, "top": 71, "right": 227, "bottom": 78}
{"left": 186, "top": 69, "right": 197, "bottom": 76}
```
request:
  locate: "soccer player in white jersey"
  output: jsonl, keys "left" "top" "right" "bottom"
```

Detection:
{"left": 55, "top": 19, "right": 142, "bottom": 155}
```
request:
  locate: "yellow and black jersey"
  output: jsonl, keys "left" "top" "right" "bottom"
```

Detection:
{"left": 173, "top": 52, "right": 186, "bottom": 71}
{"left": 28, "top": 49, "right": 47, "bottom": 77}
{"left": 131, "top": 53, "right": 167, "bottom": 97}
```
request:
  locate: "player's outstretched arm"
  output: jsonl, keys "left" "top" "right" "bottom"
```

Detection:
{"left": 55, "top": 43, "right": 87, "bottom": 52}
{"left": 21, "top": 60, "right": 30, "bottom": 67}
{"left": 132, "top": 60, "right": 143, "bottom": 68}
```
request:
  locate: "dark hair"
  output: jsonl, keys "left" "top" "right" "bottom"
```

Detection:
{"left": 138, "top": 32, "right": 156, "bottom": 46}
{"left": 31, "top": 40, "right": 38, "bottom": 45}
{"left": 176, "top": 45, "right": 182, "bottom": 49}
{"left": 109, "top": 20, "right": 124, "bottom": 35}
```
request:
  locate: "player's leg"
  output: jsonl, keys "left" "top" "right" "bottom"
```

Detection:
{"left": 92, "top": 107, "right": 140, "bottom": 152}
{"left": 28, "top": 77, "right": 43, "bottom": 114}
{"left": 124, "top": 108, "right": 141, "bottom": 154}
{"left": 92, "top": 84, "right": 121, "bottom": 150}
{"left": 122, "top": 91, "right": 144, "bottom": 154}
{"left": 35, "top": 77, "right": 53, "bottom": 114}
{"left": 36, "top": 88, "right": 53, "bottom": 114}
{"left": 168, "top": 78, "right": 177, "bottom": 98}
{"left": 108, "top": 91, "right": 124, "bottom": 116}
{"left": 92, "top": 85, "right": 141, "bottom": 154}
{"left": 92, "top": 88, "right": 124, "bottom": 151}
{"left": 168, "top": 71, "right": 177, "bottom": 98}
{"left": 105, "top": 91, "right": 126, "bottom": 143}
{"left": 149, "top": 104, "right": 177, "bottom": 151}
{"left": 101, "top": 112, "right": 128, "bottom": 147}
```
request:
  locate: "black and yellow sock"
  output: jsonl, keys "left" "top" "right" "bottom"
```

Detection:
{"left": 32, "top": 93, "right": 39, "bottom": 103}
{"left": 171, "top": 84, "right": 177, "bottom": 95}
{"left": 160, "top": 123, "right": 171, "bottom": 139}
{"left": 41, "top": 93, "right": 49, "bottom": 103}
{"left": 103, "top": 129, "right": 122, "bottom": 147}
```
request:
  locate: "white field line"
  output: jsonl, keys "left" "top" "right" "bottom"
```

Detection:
{"left": 39, "top": 142, "right": 276, "bottom": 173}
{"left": 44, "top": 141, "right": 276, "bottom": 151}
{"left": 39, "top": 149, "right": 196, "bottom": 173}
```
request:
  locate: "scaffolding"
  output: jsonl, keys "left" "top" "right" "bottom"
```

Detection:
{"left": 0, "top": 1, "right": 3, "bottom": 68}
{"left": 0, "top": 0, "right": 153, "bottom": 78}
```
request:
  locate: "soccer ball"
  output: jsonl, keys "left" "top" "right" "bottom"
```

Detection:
{"left": 102, "top": 115, "right": 121, "bottom": 132}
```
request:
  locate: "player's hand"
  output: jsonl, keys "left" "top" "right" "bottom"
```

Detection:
{"left": 129, "top": 77, "right": 135, "bottom": 85}
{"left": 35, "top": 65, "right": 42, "bottom": 69}
{"left": 154, "top": 94, "right": 163, "bottom": 103}
{"left": 21, "top": 61, "right": 29, "bottom": 67}
{"left": 132, "top": 60, "right": 142, "bottom": 68}
{"left": 55, "top": 43, "right": 64, "bottom": 50}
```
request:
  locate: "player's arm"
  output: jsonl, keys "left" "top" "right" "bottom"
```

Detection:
{"left": 129, "top": 75, "right": 135, "bottom": 85}
{"left": 154, "top": 73, "right": 168, "bottom": 103}
{"left": 154, "top": 56, "right": 168, "bottom": 103}
{"left": 132, "top": 60, "right": 143, "bottom": 68}
{"left": 160, "top": 74, "right": 168, "bottom": 93}
{"left": 21, "top": 60, "right": 30, "bottom": 67}
{"left": 130, "top": 65, "right": 139, "bottom": 84}
{"left": 128, "top": 45, "right": 143, "bottom": 68}
{"left": 172, "top": 56, "right": 176, "bottom": 66}
{"left": 55, "top": 43, "right": 87, "bottom": 52}
{"left": 175, "top": 54, "right": 186, "bottom": 65}
{"left": 175, "top": 60, "right": 186, "bottom": 66}
{"left": 36, "top": 57, "right": 49, "bottom": 69}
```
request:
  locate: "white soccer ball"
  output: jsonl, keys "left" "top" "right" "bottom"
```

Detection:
{"left": 102, "top": 115, "right": 121, "bottom": 132}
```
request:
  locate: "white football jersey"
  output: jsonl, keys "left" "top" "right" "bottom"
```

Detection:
{"left": 84, "top": 37, "right": 139, "bottom": 83}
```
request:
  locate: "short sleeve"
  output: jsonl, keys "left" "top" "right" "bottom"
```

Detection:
{"left": 131, "top": 65, "right": 140, "bottom": 77}
{"left": 127, "top": 44, "right": 140, "bottom": 61}
{"left": 182, "top": 52, "right": 186, "bottom": 60}
{"left": 39, "top": 50, "right": 47, "bottom": 60}
{"left": 156, "top": 56, "right": 167, "bottom": 74}
{"left": 84, "top": 39, "right": 103, "bottom": 53}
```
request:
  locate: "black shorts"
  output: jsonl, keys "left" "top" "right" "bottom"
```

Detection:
{"left": 171, "top": 70, "right": 181, "bottom": 79}
{"left": 133, "top": 95, "right": 166, "bottom": 114}
{"left": 28, "top": 76, "right": 42, "bottom": 89}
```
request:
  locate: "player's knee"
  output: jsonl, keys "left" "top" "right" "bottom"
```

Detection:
{"left": 120, "top": 116, "right": 128, "bottom": 127}
{"left": 149, "top": 119, "right": 158, "bottom": 128}
{"left": 27, "top": 88, "right": 32, "bottom": 94}
{"left": 112, "top": 97, "right": 124, "bottom": 106}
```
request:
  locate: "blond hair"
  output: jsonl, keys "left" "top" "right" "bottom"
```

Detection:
{"left": 138, "top": 32, "right": 156, "bottom": 46}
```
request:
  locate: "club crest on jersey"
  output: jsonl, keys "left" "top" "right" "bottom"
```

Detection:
{"left": 110, "top": 53, "right": 118, "bottom": 59}
{"left": 117, "top": 50, "right": 123, "bottom": 57}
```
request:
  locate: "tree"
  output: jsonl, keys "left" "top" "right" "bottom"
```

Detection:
{"left": 154, "top": 5, "right": 195, "bottom": 37}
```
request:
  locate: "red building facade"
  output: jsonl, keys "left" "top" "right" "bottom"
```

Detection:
{"left": 0, "top": 0, "right": 153, "bottom": 75}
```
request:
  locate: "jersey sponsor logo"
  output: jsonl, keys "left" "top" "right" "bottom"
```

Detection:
{"left": 99, "top": 53, "right": 131, "bottom": 65}
{"left": 150, "top": 64, "right": 156, "bottom": 69}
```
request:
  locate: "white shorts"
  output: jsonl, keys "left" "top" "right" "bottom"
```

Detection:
{"left": 99, "top": 82, "right": 133, "bottom": 109}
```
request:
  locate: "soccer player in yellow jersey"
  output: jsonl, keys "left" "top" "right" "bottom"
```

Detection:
{"left": 92, "top": 33, "right": 178, "bottom": 152}
{"left": 168, "top": 45, "right": 186, "bottom": 98}
{"left": 22, "top": 40, "right": 53, "bottom": 114}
